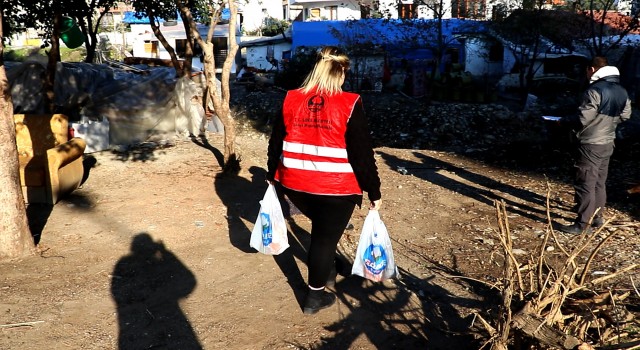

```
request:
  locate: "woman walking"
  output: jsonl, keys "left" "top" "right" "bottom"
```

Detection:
{"left": 267, "top": 46, "right": 382, "bottom": 315}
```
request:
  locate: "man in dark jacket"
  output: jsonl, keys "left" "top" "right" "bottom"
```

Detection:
{"left": 558, "top": 56, "right": 632, "bottom": 234}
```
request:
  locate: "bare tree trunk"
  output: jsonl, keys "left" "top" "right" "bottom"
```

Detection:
{"left": 217, "top": 0, "right": 240, "bottom": 173}
{"left": 80, "top": 13, "right": 103, "bottom": 64}
{"left": 175, "top": 2, "right": 193, "bottom": 77}
{"left": 180, "top": 1, "right": 240, "bottom": 173}
{"left": 0, "top": 13, "right": 35, "bottom": 259}
{"left": 45, "top": 12, "right": 62, "bottom": 114}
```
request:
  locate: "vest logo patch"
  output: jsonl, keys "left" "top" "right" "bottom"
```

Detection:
{"left": 307, "top": 95, "right": 325, "bottom": 114}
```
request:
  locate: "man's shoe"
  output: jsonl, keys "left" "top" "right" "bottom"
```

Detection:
{"left": 303, "top": 289, "right": 336, "bottom": 315}
{"left": 558, "top": 223, "right": 591, "bottom": 235}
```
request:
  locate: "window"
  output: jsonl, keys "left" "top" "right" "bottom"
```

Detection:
{"left": 451, "top": 0, "right": 486, "bottom": 19}
{"left": 267, "top": 45, "right": 275, "bottom": 61}
{"left": 398, "top": 4, "right": 415, "bottom": 19}
{"left": 445, "top": 48, "right": 460, "bottom": 64}
{"left": 175, "top": 39, "right": 187, "bottom": 58}
{"left": 309, "top": 8, "right": 321, "bottom": 19}
{"left": 213, "top": 37, "right": 228, "bottom": 69}
{"left": 325, "top": 6, "right": 338, "bottom": 20}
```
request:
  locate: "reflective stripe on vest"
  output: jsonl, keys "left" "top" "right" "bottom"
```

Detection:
{"left": 281, "top": 141, "right": 354, "bottom": 173}
{"left": 283, "top": 140, "right": 348, "bottom": 158}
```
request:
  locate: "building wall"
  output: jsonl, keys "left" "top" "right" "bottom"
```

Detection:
{"left": 465, "top": 37, "right": 503, "bottom": 77}
{"left": 377, "top": 0, "right": 452, "bottom": 19}
{"left": 244, "top": 43, "right": 292, "bottom": 70}
{"left": 295, "top": 1, "right": 362, "bottom": 20}
{"left": 128, "top": 23, "right": 237, "bottom": 72}
{"left": 240, "top": 0, "right": 287, "bottom": 33}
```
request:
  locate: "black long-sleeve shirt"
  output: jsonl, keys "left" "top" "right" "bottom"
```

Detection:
{"left": 267, "top": 97, "right": 381, "bottom": 205}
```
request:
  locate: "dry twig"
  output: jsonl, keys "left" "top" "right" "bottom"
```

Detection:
{"left": 0, "top": 321, "right": 44, "bottom": 328}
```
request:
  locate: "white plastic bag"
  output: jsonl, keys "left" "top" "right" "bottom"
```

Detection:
{"left": 351, "top": 210, "right": 397, "bottom": 281}
{"left": 250, "top": 184, "right": 289, "bottom": 255}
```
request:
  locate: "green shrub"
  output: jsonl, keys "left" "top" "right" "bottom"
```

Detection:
{"left": 244, "top": 18, "right": 290, "bottom": 37}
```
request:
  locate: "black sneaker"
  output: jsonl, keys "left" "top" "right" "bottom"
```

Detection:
{"left": 303, "top": 289, "right": 336, "bottom": 315}
{"left": 558, "top": 222, "right": 591, "bottom": 235}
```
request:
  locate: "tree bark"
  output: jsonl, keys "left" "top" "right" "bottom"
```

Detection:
{"left": 180, "top": 1, "right": 240, "bottom": 173}
{"left": 218, "top": 0, "right": 240, "bottom": 173}
{"left": 512, "top": 311, "right": 589, "bottom": 350}
{"left": 45, "top": 12, "right": 62, "bottom": 114}
{"left": 0, "top": 13, "right": 35, "bottom": 259}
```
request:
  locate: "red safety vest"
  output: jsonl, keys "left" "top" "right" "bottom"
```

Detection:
{"left": 275, "top": 89, "right": 362, "bottom": 196}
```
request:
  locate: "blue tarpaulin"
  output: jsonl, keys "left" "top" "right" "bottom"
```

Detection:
{"left": 123, "top": 9, "right": 230, "bottom": 24}
{"left": 291, "top": 19, "right": 486, "bottom": 59}
{"left": 123, "top": 12, "right": 152, "bottom": 24}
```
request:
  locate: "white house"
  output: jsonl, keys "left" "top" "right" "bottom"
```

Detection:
{"left": 123, "top": 13, "right": 238, "bottom": 73}
{"left": 289, "top": 0, "right": 362, "bottom": 21}
{"left": 239, "top": 0, "right": 288, "bottom": 33}
{"left": 239, "top": 31, "right": 292, "bottom": 70}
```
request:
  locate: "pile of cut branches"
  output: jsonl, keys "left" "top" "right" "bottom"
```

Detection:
{"left": 476, "top": 187, "right": 639, "bottom": 350}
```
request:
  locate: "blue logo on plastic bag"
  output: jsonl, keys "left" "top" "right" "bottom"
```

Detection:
{"left": 363, "top": 244, "right": 387, "bottom": 275}
{"left": 260, "top": 213, "right": 272, "bottom": 245}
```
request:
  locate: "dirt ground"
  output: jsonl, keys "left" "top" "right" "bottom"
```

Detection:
{"left": 2, "top": 89, "right": 640, "bottom": 349}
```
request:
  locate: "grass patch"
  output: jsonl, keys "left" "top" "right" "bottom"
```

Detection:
{"left": 4, "top": 46, "right": 87, "bottom": 62}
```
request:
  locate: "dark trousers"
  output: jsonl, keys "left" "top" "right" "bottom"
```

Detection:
{"left": 573, "top": 143, "right": 614, "bottom": 225}
{"left": 283, "top": 188, "right": 356, "bottom": 288}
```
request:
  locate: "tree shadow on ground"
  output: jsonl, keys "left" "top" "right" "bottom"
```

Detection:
{"left": 287, "top": 250, "right": 490, "bottom": 349}
{"left": 314, "top": 268, "right": 487, "bottom": 349}
{"left": 274, "top": 209, "right": 489, "bottom": 349}
{"left": 109, "top": 142, "right": 173, "bottom": 162}
{"left": 111, "top": 232, "right": 202, "bottom": 350}
{"left": 190, "top": 134, "right": 224, "bottom": 167}
{"left": 214, "top": 166, "right": 268, "bottom": 253}
{"left": 378, "top": 150, "right": 574, "bottom": 225}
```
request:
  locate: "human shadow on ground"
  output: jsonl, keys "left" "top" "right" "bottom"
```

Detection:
{"left": 379, "top": 151, "right": 573, "bottom": 225}
{"left": 111, "top": 233, "right": 202, "bottom": 350}
{"left": 214, "top": 166, "right": 268, "bottom": 253}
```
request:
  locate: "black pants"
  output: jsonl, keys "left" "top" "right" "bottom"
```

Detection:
{"left": 573, "top": 143, "right": 614, "bottom": 225}
{"left": 283, "top": 188, "right": 356, "bottom": 288}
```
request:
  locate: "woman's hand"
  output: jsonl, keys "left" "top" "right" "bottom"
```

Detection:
{"left": 370, "top": 199, "right": 382, "bottom": 211}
